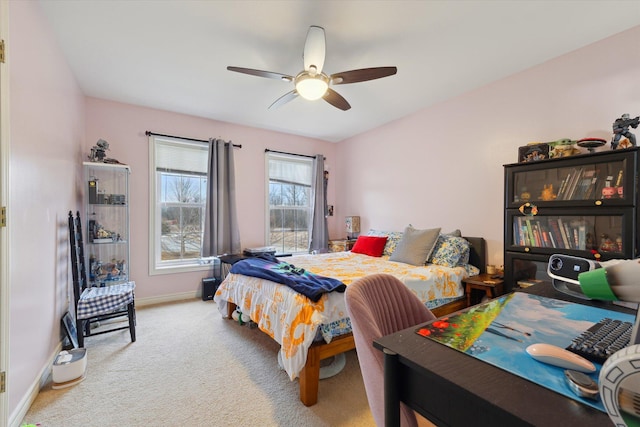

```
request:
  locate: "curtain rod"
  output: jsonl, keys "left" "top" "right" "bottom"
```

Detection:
{"left": 265, "top": 149, "right": 323, "bottom": 159}
{"left": 145, "top": 131, "right": 241, "bottom": 148}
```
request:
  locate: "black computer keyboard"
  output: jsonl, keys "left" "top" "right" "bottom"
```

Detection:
{"left": 566, "top": 318, "right": 633, "bottom": 364}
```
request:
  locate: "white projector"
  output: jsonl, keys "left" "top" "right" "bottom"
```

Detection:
{"left": 52, "top": 348, "right": 87, "bottom": 389}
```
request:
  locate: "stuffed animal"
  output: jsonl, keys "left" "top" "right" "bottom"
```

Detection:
{"left": 231, "top": 308, "right": 252, "bottom": 326}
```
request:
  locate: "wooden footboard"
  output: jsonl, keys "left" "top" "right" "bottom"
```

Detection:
{"left": 299, "top": 333, "right": 355, "bottom": 406}
{"left": 225, "top": 294, "right": 465, "bottom": 406}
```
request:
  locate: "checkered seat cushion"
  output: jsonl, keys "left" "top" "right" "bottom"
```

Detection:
{"left": 77, "top": 281, "right": 136, "bottom": 320}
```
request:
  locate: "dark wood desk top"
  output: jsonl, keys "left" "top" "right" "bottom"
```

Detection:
{"left": 374, "top": 282, "right": 632, "bottom": 426}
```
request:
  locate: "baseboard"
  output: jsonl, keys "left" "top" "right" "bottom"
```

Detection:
{"left": 9, "top": 343, "right": 62, "bottom": 427}
{"left": 135, "top": 290, "right": 201, "bottom": 307}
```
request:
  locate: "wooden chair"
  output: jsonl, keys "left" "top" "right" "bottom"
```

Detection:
{"left": 68, "top": 211, "right": 136, "bottom": 347}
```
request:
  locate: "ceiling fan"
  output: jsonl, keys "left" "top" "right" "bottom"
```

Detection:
{"left": 227, "top": 26, "right": 397, "bottom": 111}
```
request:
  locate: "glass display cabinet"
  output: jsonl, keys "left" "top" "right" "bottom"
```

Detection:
{"left": 84, "top": 162, "right": 130, "bottom": 286}
{"left": 503, "top": 147, "right": 639, "bottom": 292}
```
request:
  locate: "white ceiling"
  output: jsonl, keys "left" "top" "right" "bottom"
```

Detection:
{"left": 38, "top": 1, "right": 640, "bottom": 143}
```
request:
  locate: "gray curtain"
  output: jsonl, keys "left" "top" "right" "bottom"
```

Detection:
{"left": 202, "top": 139, "right": 241, "bottom": 256}
{"left": 309, "top": 154, "right": 329, "bottom": 253}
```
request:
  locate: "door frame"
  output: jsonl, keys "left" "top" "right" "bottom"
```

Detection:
{"left": 0, "top": 0, "right": 10, "bottom": 425}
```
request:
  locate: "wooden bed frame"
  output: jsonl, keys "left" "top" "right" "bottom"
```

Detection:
{"left": 225, "top": 236, "right": 486, "bottom": 406}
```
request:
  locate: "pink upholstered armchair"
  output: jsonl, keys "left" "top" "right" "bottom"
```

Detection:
{"left": 345, "top": 273, "right": 436, "bottom": 427}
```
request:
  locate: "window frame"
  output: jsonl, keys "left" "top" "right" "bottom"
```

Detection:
{"left": 148, "top": 135, "right": 212, "bottom": 275}
{"left": 265, "top": 152, "right": 314, "bottom": 255}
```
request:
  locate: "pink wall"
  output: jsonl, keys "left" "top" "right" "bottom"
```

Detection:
{"left": 8, "top": 0, "right": 85, "bottom": 419}
{"left": 84, "top": 99, "right": 338, "bottom": 300}
{"left": 8, "top": 2, "right": 639, "bottom": 422}
{"left": 336, "top": 25, "right": 640, "bottom": 264}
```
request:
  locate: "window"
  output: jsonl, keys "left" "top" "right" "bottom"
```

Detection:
{"left": 149, "top": 135, "right": 209, "bottom": 274}
{"left": 266, "top": 153, "right": 313, "bottom": 254}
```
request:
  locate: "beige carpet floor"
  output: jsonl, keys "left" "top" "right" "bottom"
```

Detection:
{"left": 21, "top": 299, "right": 375, "bottom": 426}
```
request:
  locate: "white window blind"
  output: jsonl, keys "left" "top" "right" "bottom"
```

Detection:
{"left": 155, "top": 137, "right": 208, "bottom": 174}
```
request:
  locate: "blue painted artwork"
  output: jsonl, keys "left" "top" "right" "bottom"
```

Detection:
{"left": 416, "top": 292, "right": 636, "bottom": 412}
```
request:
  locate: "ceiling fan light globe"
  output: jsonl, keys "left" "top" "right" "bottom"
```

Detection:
{"left": 295, "top": 72, "right": 329, "bottom": 101}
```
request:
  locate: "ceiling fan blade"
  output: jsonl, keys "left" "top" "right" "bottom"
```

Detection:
{"left": 303, "top": 26, "right": 326, "bottom": 73}
{"left": 227, "top": 66, "right": 293, "bottom": 82}
{"left": 330, "top": 66, "right": 397, "bottom": 85}
{"left": 323, "top": 89, "right": 351, "bottom": 111}
{"left": 268, "top": 90, "right": 299, "bottom": 109}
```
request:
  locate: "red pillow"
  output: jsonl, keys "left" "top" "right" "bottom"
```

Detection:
{"left": 351, "top": 236, "right": 388, "bottom": 257}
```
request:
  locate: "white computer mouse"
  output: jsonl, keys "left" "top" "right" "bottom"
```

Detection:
{"left": 526, "top": 343, "right": 596, "bottom": 373}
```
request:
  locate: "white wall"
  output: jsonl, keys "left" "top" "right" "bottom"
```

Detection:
{"left": 336, "top": 25, "right": 640, "bottom": 265}
{"left": 7, "top": 0, "right": 85, "bottom": 421}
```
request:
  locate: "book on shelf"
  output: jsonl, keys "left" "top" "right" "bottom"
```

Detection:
{"left": 519, "top": 217, "right": 527, "bottom": 246}
{"left": 556, "top": 171, "right": 572, "bottom": 199}
{"left": 532, "top": 225, "right": 542, "bottom": 247}
{"left": 584, "top": 170, "right": 599, "bottom": 199}
{"left": 525, "top": 218, "right": 537, "bottom": 247}
{"left": 565, "top": 167, "right": 584, "bottom": 200}
{"left": 541, "top": 222, "right": 556, "bottom": 248}
{"left": 574, "top": 169, "right": 597, "bottom": 200}
{"left": 578, "top": 224, "right": 587, "bottom": 250}
{"left": 572, "top": 228, "right": 579, "bottom": 249}
{"left": 556, "top": 167, "right": 602, "bottom": 201}
{"left": 558, "top": 169, "right": 575, "bottom": 200}
{"left": 548, "top": 218, "right": 565, "bottom": 249}
{"left": 557, "top": 218, "right": 571, "bottom": 249}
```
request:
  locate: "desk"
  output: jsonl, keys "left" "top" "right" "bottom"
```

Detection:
{"left": 373, "top": 282, "right": 633, "bottom": 427}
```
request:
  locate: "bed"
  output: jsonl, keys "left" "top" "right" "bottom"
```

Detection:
{"left": 214, "top": 228, "right": 486, "bottom": 406}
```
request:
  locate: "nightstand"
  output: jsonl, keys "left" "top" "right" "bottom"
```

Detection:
{"left": 463, "top": 274, "right": 504, "bottom": 307}
{"left": 328, "top": 239, "right": 356, "bottom": 252}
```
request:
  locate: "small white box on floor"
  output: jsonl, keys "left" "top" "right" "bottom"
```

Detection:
{"left": 52, "top": 348, "right": 87, "bottom": 388}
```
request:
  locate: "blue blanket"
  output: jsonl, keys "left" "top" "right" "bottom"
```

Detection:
{"left": 230, "top": 254, "right": 346, "bottom": 302}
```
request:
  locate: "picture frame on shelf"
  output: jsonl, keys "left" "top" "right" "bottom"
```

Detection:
{"left": 518, "top": 143, "right": 549, "bottom": 163}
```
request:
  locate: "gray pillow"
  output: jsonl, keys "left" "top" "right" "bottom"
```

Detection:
{"left": 389, "top": 225, "right": 441, "bottom": 266}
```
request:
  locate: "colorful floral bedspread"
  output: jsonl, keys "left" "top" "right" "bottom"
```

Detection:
{"left": 214, "top": 251, "right": 477, "bottom": 380}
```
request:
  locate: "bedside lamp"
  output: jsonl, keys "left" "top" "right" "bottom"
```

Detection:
{"left": 345, "top": 216, "right": 360, "bottom": 240}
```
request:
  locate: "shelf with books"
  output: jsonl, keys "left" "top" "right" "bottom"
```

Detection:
{"left": 503, "top": 147, "right": 640, "bottom": 292}
{"left": 509, "top": 151, "right": 633, "bottom": 205}
{"left": 508, "top": 210, "right": 628, "bottom": 253}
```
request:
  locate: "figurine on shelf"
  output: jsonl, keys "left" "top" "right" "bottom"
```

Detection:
{"left": 601, "top": 175, "right": 616, "bottom": 199}
{"left": 549, "top": 139, "right": 580, "bottom": 158}
{"left": 602, "top": 186, "right": 617, "bottom": 199}
{"left": 586, "top": 232, "right": 595, "bottom": 250}
{"left": 616, "top": 235, "right": 623, "bottom": 252}
{"left": 88, "top": 138, "right": 124, "bottom": 164}
{"left": 520, "top": 187, "right": 531, "bottom": 202}
{"left": 600, "top": 234, "right": 618, "bottom": 252}
{"left": 539, "top": 184, "right": 557, "bottom": 201}
{"left": 615, "top": 169, "right": 624, "bottom": 198}
{"left": 89, "top": 139, "right": 110, "bottom": 162}
{"left": 611, "top": 113, "right": 639, "bottom": 150}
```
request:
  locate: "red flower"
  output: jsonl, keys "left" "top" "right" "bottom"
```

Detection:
{"left": 432, "top": 320, "right": 450, "bottom": 329}
{"left": 417, "top": 328, "right": 431, "bottom": 337}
